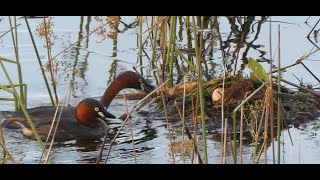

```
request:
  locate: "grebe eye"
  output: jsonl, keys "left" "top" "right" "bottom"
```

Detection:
{"left": 94, "top": 107, "right": 99, "bottom": 112}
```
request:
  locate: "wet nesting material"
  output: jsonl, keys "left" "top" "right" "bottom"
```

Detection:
{"left": 147, "top": 76, "right": 254, "bottom": 129}
{"left": 145, "top": 75, "right": 320, "bottom": 142}
{"left": 281, "top": 91, "right": 320, "bottom": 127}
{"left": 210, "top": 75, "right": 254, "bottom": 106}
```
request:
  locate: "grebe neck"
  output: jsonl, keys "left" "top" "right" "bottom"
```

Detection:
{"left": 100, "top": 72, "right": 142, "bottom": 108}
{"left": 100, "top": 79, "right": 125, "bottom": 109}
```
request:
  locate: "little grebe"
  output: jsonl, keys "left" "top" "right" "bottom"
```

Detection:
{"left": 2, "top": 71, "right": 155, "bottom": 142}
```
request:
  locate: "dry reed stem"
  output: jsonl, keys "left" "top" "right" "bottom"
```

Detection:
{"left": 44, "top": 82, "right": 72, "bottom": 164}
{"left": 122, "top": 90, "right": 137, "bottom": 163}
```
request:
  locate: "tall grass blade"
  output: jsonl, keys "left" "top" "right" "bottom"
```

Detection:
{"left": 192, "top": 16, "right": 208, "bottom": 164}
{"left": 24, "top": 16, "right": 55, "bottom": 106}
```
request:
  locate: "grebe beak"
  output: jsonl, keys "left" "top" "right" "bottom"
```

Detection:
{"left": 140, "top": 79, "right": 155, "bottom": 93}
{"left": 98, "top": 107, "right": 116, "bottom": 120}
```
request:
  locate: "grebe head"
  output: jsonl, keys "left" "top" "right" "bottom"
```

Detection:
{"left": 117, "top": 71, "right": 155, "bottom": 93}
{"left": 75, "top": 98, "right": 115, "bottom": 126}
{"left": 99, "top": 71, "right": 156, "bottom": 118}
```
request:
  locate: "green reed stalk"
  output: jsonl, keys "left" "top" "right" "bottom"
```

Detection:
{"left": 166, "top": 16, "right": 174, "bottom": 71}
{"left": 192, "top": 16, "right": 208, "bottom": 163}
{"left": 0, "top": 84, "right": 27, "bottom": 106}
{"left": 24, "top": 16, "right": 55, "bottom": 106}
{"left": 167, "top": 16, "right": 177, "bottom": 88}
{"left": 14, "top": 16, "right": 18, "bottom": 50}
{"left": 277, "top": 25, "right": 281, "bottom": 164}
{"left": 24, "top": 84, "right": 27, "bottom": 107}
{"left": 171, "top": 16, "right": 177, "bottom": 85}
{"left": 151, "top": 16, "right": 158, "bottom": 69}
{"left": 160, "top": 17, "right": 168, "bottom": 84}
{"left": 173, "top": 46, "right": 197, "bottom": 73}
{"left": 186, "top": 16, "right": 193, "bottom": 64}
{"left": 0, "top": 60, "right": 52, "bottom": 164}
{"left": 214, "top": 16, "right": 228, "bottom": 163}
{"left": 151, "top": 17, "right": 160, "bottom": 86}
{"left": 0, "top": 59, "right": 15, "bottom": 64}
{"left": 14, "top": 16, "right": 24, "bottom": 109}
{"left": 1, "top": 83, "right": 16, "bottom": 109}
{"left": 1, "top": 84, "right": 20, "bottom": 90}
{"left": 200, "top": 16, "right": 208, "bottom": 73}
{"left": 0, "top": 98, "right": 14, "bottom": 101}
{"left": 139, "top": 16, "right": 143, "bottom": 66}
{"left": 0, "top": 52, "right": 25, "bottom": 111}
{"left": 177, "top": 17, "right": 183, "bottom": 42}
{"left": 150, "top": 16, "right": 154, "bottom": 38}
{"left": 8, "top": 16, "right": 25, "bottom": 111}
{"left": 13, "top": 95, "right": 18, "bottom": 111}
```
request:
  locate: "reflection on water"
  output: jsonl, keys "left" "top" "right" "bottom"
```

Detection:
{"left": 1, "top": 16, "right": 320, "bottom": 163}
{"left": 221, "top": 16, "right": 268, "bottom": 74}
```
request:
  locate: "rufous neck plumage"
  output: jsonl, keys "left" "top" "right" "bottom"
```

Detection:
{"left": 100, "top": 72, "right": 142, "bottom": 108}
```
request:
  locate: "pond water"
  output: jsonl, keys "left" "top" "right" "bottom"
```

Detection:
{"left": 0, "top": 16, "right": 320, "bottom": 164}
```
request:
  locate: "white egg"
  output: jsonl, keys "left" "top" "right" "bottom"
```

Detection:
{"left": 212, "top": 88, "right": 223, "bottom": 102}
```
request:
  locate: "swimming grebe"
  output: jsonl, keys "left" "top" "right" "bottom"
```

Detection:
{"left": 2, "top": 71, "right": 155, "bottom": 142}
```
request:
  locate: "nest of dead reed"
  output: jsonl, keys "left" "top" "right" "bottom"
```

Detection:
{"left": 142, "top": 74, "right": 320, "bottom": 142}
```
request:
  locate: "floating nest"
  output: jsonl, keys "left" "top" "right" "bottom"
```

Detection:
{"left": 142, "top": 74, "right": 320, "bottom": 142}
